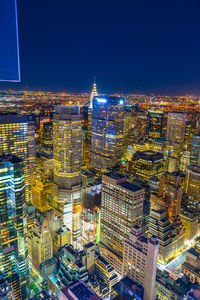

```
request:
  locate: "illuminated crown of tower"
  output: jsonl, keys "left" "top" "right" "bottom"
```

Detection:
{"left": 90, "top": 79, "right": 98, "bottom": 109}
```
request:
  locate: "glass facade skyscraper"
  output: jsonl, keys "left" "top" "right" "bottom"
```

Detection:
{"left": 91, "top": 96, "right": 125, "bottom": 171}
{"left": 166, "top": 112, "right": 187, "bottom": 145}
{"left": 52, "top": 106, "right": 83, "bottom": 243}
{"left": 0, "top": 155, "right": 29, "bottom": 299}
{"left": 146, "top": 110, "right": 164, "bottom": 139}
{"left": 0, "top": 114, "right": 36, "bottom": 202}
{"left": 190, "top": 134, "right": 200, "bottom": 166}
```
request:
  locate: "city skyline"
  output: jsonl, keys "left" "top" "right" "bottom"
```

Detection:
{"left": 1, "top": 1, "right": 200, "bottom": 299}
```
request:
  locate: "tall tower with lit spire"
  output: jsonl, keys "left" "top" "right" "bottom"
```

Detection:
{"left": 85, "top": 80, "right": 98, "bottom": 167}
{"left": 89, "top": 79, "right": 98, "bottom": 109}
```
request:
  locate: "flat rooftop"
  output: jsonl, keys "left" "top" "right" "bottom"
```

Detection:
{"left": 0, "top": 154, "right": 22, "bottom": 164}
{"left": 119, "top": 181, "right": 143, "bottom": 192}
{"left": 84, "top": 242, "right": 95, "bottom": 249}
{"left": 62, "top": 281, "right": 100, "bottom": 300}
{"left": 104, "top": 172, "right": 125, "bottom": 180}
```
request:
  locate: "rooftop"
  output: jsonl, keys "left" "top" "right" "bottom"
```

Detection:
{"left": 84, "top": 242, "right": 95, "bottom": 249}
{"left": 132, "top": 151, "right": 163, "bottom": 162}
{"left": 119, "top": 181, "right": 143, "bottom": 192}
{"left": 104, "top": 172, "right": 125, "bottom": 180}
{"left": 62, "top": 281, "right": 100, "bottom": 300}
{"left": 156, "top": 270, "right": 199, "bottom": 296}
{"left": 31, "top": 290, "right": 56, "bottom": 299}
{"left": 0, "top": 154, "right": 22, "bottom": 164}
{"left": 0, "top": 113, "right": 33, "bottom": 124}
{"left": 0, "top": 277, "right": 13, "bottom": 298}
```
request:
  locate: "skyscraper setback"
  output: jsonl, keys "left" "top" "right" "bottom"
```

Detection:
{"left": 52, "top": 106, "right": 83, "bottom": 243}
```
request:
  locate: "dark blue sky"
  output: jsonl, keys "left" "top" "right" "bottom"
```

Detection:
{"left": 1, "top": 0, "right": 200, "bottom": 95}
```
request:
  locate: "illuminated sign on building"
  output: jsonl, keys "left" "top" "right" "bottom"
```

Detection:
{"left": 97, "top": 98, "right": 107, "bottom": 103}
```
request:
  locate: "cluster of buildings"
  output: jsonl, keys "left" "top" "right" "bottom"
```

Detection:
{"left": 0, "top": 83, "right": 200, "bottom": 299}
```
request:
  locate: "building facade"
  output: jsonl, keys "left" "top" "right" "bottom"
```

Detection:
{"left": 122, "top": 226, "right": 158, "bottom": 300}
{"left": 190, "top": 134, "right": 200, "bottom": 166}
{"left": 146, "top": 110, "right": 164, "bottom": 139}
{"left": 0, "top": 114, "right": 36, "bottom": 202}
{"left": 52, "top": 106, "right": 83, "bottom": 243}
{"left": 31, "top": 211, "right": 53, "bottom": 270}
{"left": 148, "top": 209, "right": 185, "bottom": 264}
{"left": 100, "top": 173, "right": 144, "bottom": 274}
{"left": 91, "top": 96, "right": 125, "bottom": 171}
{"left": 130, "top": 151, "right": 165, "bottom": 182}
{"left": 166, "top": 112, "right": 187, "bottom": 145}
{"left": 0, "top": 155, "right": 29, "bottom": 299}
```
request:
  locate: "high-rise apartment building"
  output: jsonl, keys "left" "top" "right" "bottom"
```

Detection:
{"left": 166, "top": 112, "right": 187, "bottom": 144}
{"left": 30, "top": 211, "right": 53, "bottom": 270}
{"left": 146, "top": 110, "right": 164, "bottom": 139}
{"left": 52, "top": 106, "right": 83, "bottom": 243}
{"left": 190, "top": 134, "right": 200, "bottom": 166}
{"left": 0, "top": 114, "right": 36, "bottom": 202}
{"left": 0, "top": 155, "right": 29, "bottom": 299}
{"left": 100, "top": 173, "right": 144, "bottom": 274}
{"left": 91, "top": 96, "right": 125, "bottom": 171}
{"left": 122, "top": 226, "right": 159, "bottom": 300}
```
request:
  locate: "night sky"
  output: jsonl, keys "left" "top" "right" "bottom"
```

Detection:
{"left": 1, "top": 0, "right": 200, "bottom": 95}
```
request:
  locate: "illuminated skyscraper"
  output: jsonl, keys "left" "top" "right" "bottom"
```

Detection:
{"left": 41, "top": 121, "right": 53, "bottom": 159}
{"left": 151, "top": 172, "right": 183, "bottom": 222}
{"left": 91, "top": 96, "right": 125, "bottom": 171}
{"left": 0, "top": 114, "right": 36, "bottom": 202}
{"left": 52, "top": 106, "right": 83, "bottom": 243}
{"left": 31, "top": 177, "right": 51, "bottom": 212}
{"left": 185, "top": 165, "right": 200, "bottom": 208}
{"left": 166, "top": 112, "right": 187, "bottom": 145}
{"left": 30, "top": 211, "right": 53, "bottom": 270}
{"left": 148, "top": 209, "right": 185, "bottom": 264}
{"left": 89, "top": 80, "right": 98, "bottom": 109}
{"left": 0, "top": 155, "right": 29, "bottom": 299}
{"left": 100, "top": 173, "right": 144, "bottom": 274}
{"left": 81, "top": 184, "right": 101, "bottom": 243}
{"left": 87, "top": 81, "right": 98, "bottom": 167}
{"left": 130, "top": 151, "right": 165, "bottom": 182}
{"left": 122, "top": 226, "right": 159, "bottom": 300}
{"left": 146, "top": 110, "right": 164, "bottom": 139}
{"left": 190, "top": 134, "right": 200, "bottom": 166}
